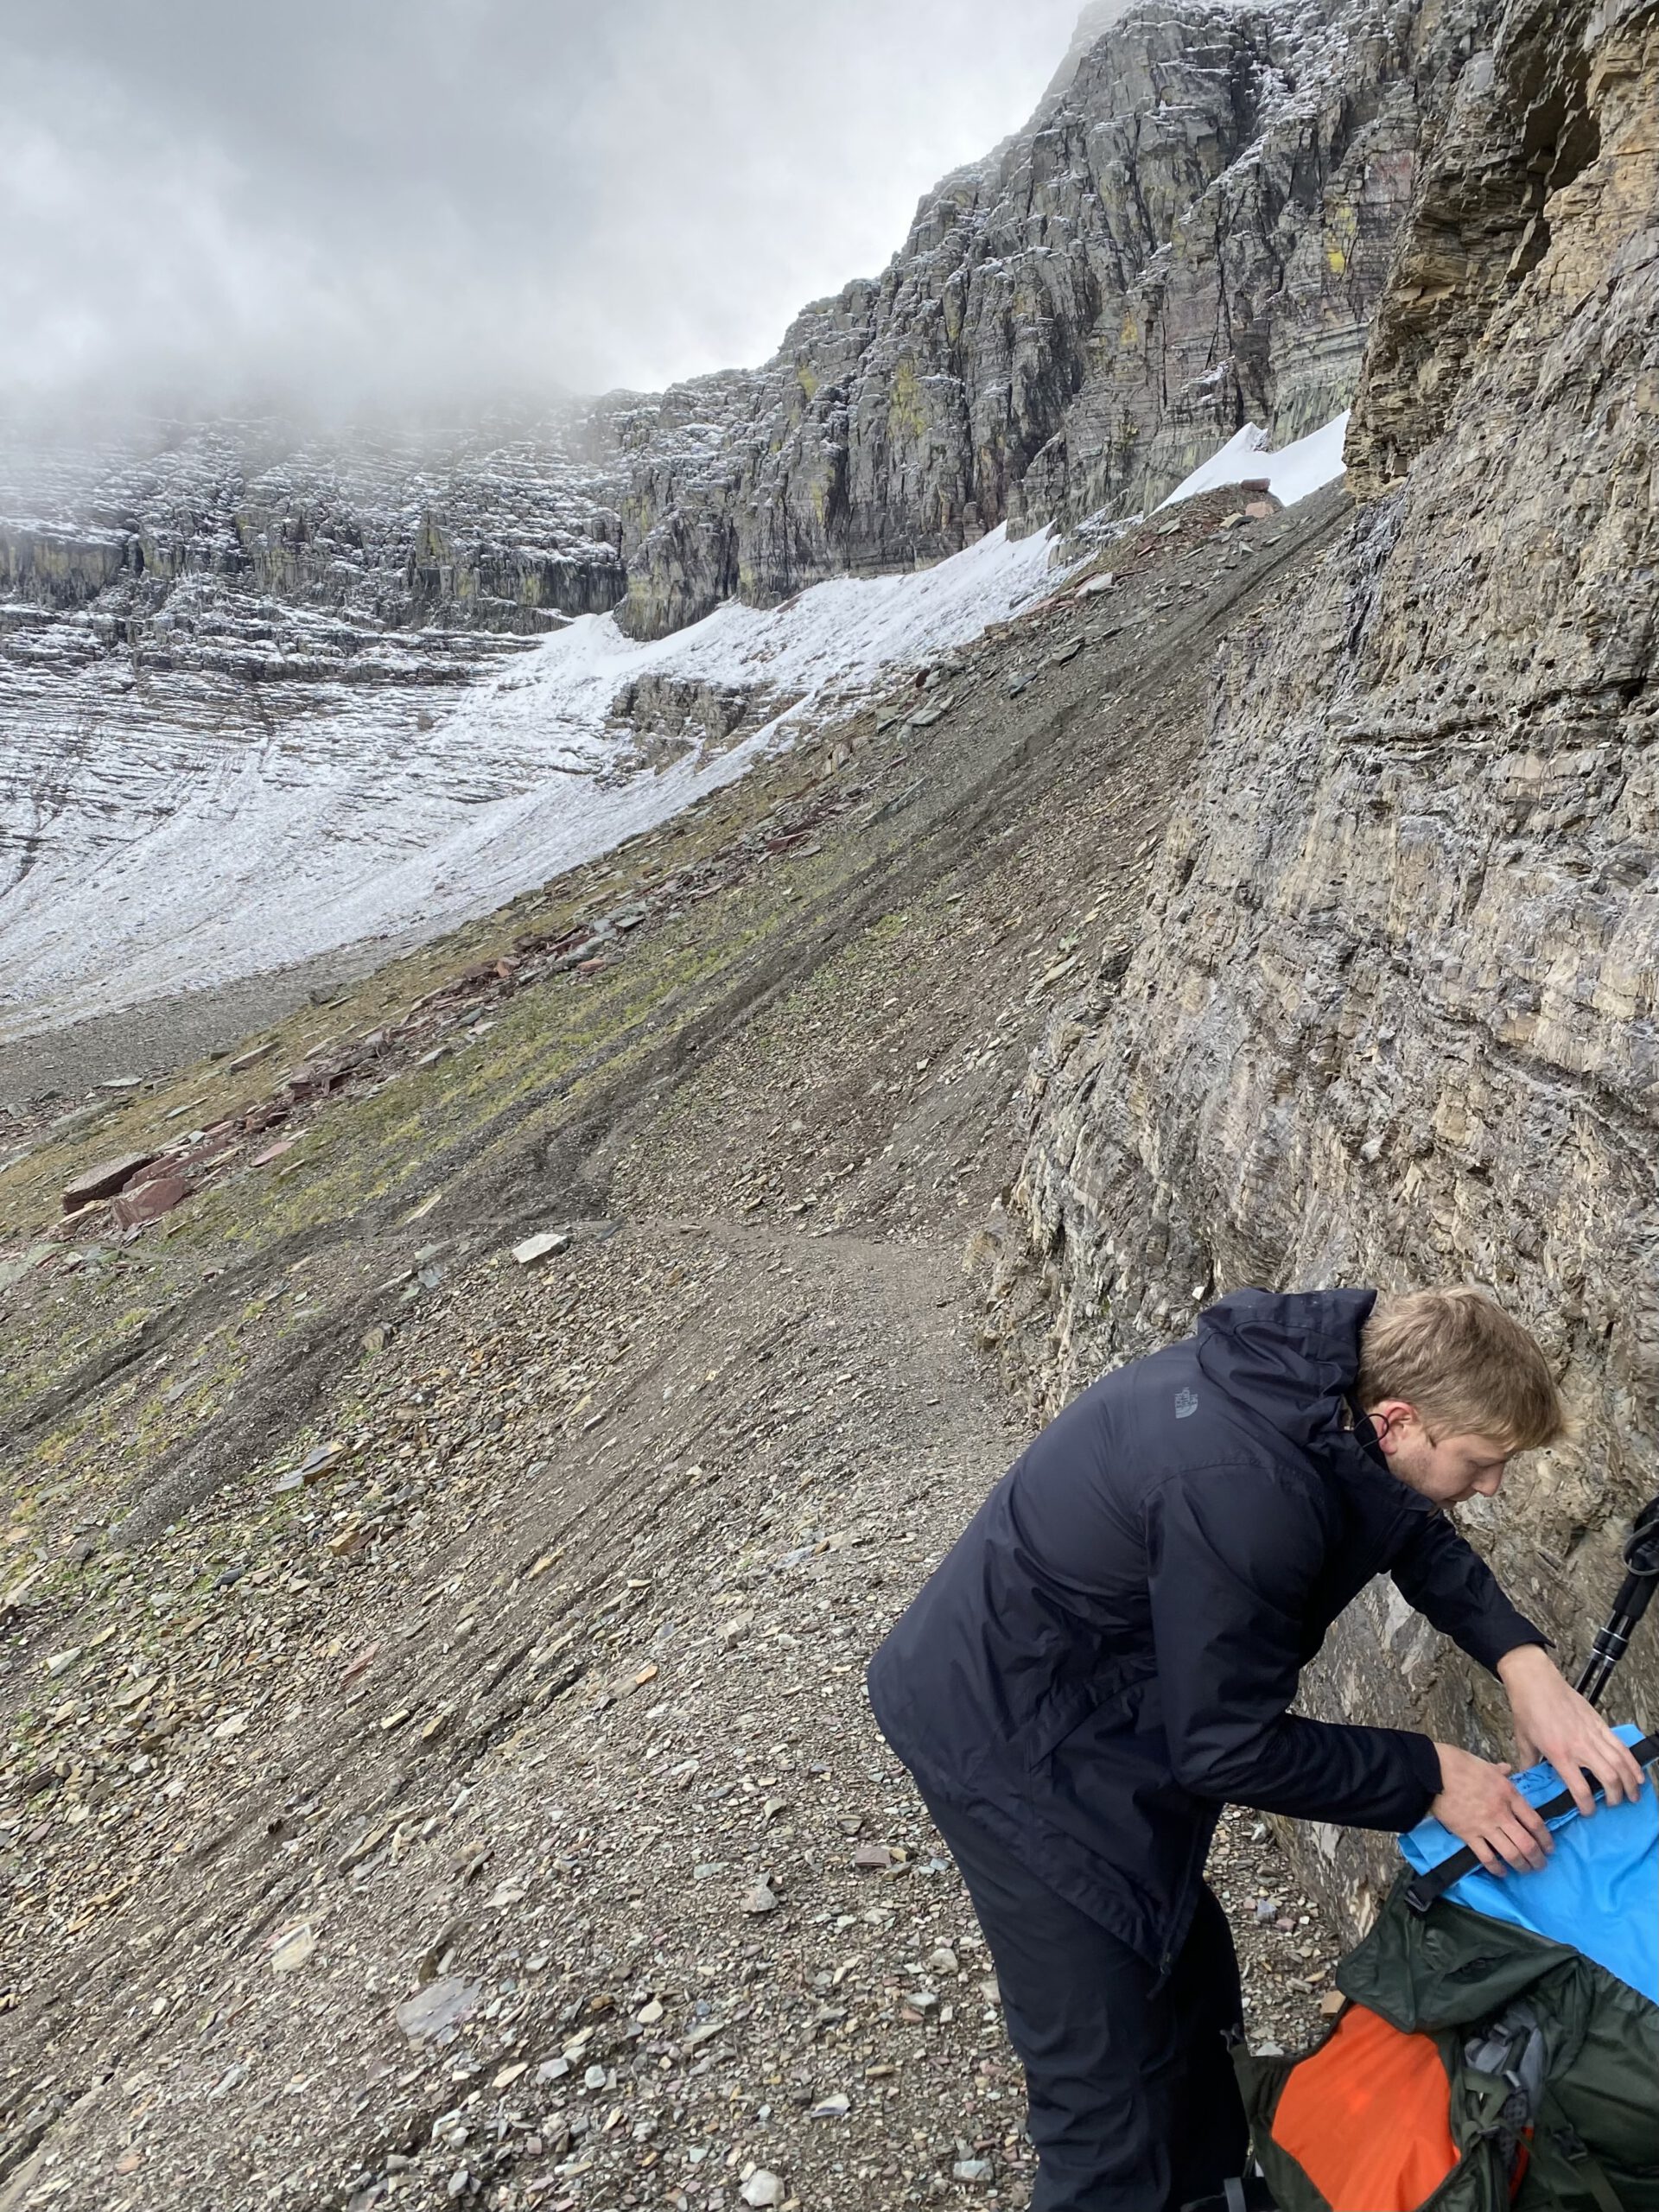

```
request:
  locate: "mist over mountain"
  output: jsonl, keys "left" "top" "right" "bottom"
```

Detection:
{"left": 1, "top": 0, "right": 1081, "bottom": 420}
{"left": 4, "top": 0, "right": 1659, "bottom": 2202}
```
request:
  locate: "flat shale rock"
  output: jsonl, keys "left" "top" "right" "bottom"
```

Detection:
{"left": 60, "top": 1153, "right": 156, "bottom": 1211}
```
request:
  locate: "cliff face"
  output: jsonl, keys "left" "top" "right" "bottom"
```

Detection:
{"left": 1005, "top": 0, "right": 1659, "bottom": 1933}
{"left": 1, "top": 0, "right": 1475, "bottom": 677}
{"left": 0, "top": 407, "right": 632, "bottom": 695}
{"left": 616, "top": 0, "right": 1479, "bottom": 638}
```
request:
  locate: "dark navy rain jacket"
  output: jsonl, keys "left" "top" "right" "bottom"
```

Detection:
{"left": 866, "top": 1287, "right": 1548, "bottom": 1974}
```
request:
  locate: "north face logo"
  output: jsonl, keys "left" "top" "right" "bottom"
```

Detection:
{"left": 1174, "top": 1389, "right": 1198, "bottom": 1420}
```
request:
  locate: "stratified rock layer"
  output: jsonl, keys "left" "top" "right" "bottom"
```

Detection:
{"left": 0, "top": 404, "right": 633, "bottom": 676}
{"left": 1008, "top": 0, "right": 1659, "bottom": 1935}
{"left": 618, "top": 0, "right": 1472, "bottom": 637}
{"left": 2, "top": 0, "right": 1477, "bottom": 682}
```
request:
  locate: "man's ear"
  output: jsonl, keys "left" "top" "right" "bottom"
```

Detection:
{"left": 1365, "top": 1400, "right": 1416, "bottom": 1457}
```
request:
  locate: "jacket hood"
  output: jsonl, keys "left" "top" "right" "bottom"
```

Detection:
{"left": 1196, "top": 1287, "right": 1373, "bottom": 1447}
{"left": 1194, "top": 1287, "right": 1438, "bottom": 1524}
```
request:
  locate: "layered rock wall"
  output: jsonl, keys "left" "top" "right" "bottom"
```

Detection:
{"left": 3, "top": 0, "right": 1481, "bottom": 674}
{"left": 619, "top": 0, "right": 1480, "bottom": 637}
{"left": 0, "top": 408, "right": 632, "bottom": 693}
{"left": 1006, "top": 0, "right": 1659, "bottom": 1934}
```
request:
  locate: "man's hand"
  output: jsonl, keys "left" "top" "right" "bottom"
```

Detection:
{"left": 1428, "top": 1743, "right": 1554, "bottom": 1877}
{"left": 1496, "top": 1643, "right": 1649, "bottom": 1815}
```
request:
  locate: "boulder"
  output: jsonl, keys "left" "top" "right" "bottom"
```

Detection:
{"left": 110, "top": 1177, "right": 190, "bottom": 1228}
{"left": 60, "top": 1154, "right": 157, "bottom": 1213}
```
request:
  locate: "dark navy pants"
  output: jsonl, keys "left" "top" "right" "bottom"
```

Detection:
{"left": 920, "top": 1787, "right": 1249, "bottom": 2212}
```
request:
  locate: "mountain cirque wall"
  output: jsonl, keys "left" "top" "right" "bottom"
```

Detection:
{"left": 1002, "top": 0, "right": 1659, "bottom": 1935}
{"left": 2, "top": 0, "right": 1475, "bottom": 667}
{"left": 615, "top": 0, "right": 1480, "bottom": 637}
{"left": 0, "top": 401, "right": 634, "bottom": 692}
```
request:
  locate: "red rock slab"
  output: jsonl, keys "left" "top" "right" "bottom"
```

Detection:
{"left": 61, "top": 1154, "right": 158, "bottom": 1213}
{"left": 109, "top": 1177, "right": 190, "bottom": 1228}
{"left": 340, "top": 1641, "right": 380, "bottom": 1687}
{"left": 126, "top": 1153, "right": 188, "bottom": 1185}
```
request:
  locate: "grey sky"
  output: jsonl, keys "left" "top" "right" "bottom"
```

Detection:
{"left": 1, "top": 1, "right": 1084, "bottom": 418}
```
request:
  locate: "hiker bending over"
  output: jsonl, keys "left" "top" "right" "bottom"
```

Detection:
{"left": 866, "top": 1287, "right": 1647, "bottom": 2212}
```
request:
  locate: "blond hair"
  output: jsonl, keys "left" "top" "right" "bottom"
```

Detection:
{"left": 1357, "top": 1287, "right": 1566, "bottom": 1451}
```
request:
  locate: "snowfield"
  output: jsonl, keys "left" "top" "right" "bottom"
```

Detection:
{"left": 1159, "top": 411, "right": 1350, "bottom": 510}
{"left": 0, "top": 406, "right": 1350, "bottom": 1045}
{"left": 0, "top": 523, "right": 1062, "bottom": 1037}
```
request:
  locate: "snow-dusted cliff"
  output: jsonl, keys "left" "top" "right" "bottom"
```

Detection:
{"left": 615, "top": 0, "right": 1472, "bottom": 635}
{"left": 0, "top": 518, "right": 1065, "bottom": 1033}
{"left": 0, "top": 0, "right": 1475, "bottom": 1042}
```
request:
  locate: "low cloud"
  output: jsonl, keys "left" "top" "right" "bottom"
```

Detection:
{"left": 0, "top": 0, "right": 1081, "bottom": 422}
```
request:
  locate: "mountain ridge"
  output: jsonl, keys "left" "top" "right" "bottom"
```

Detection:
{"left": 614, "top": 0, "right": 1478, "bottom": 633}
{"left": 1, "top": 0, "right": 1474, "bottom": 667}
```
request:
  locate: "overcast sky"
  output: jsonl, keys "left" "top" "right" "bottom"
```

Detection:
{"left": 0, "top": 0, "right": 1086, "bottom": 422}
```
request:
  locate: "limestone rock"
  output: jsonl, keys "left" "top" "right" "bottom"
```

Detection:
{"left": 395, "top": 1975, "right": 480, "bottom": 2043}
{"left": 613, "top": 0, "right": 1484, "bottom": 639}
{"left": 512, "top": 1230, "right": 571, "bottom": 1267}
{"left": 1009, "top": 0, "right": 1659, "bottom": 1938}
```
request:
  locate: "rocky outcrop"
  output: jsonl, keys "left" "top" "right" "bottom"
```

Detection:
{"left": 616, "top": 0, "right": 1483, "bottom": 637}
{"left": 1344, "top": 0, "right": 1605, "bottom": 491}
{"left": 605, "top": 670, "right": 775, "bottom": 767}
{"left": 0, "top": 405, "right": 633, "bottom": 693}
{"left": 1004, "top": 0, "right": 1659, "bottom": 1936}
{"left": 0, "top": 524, "right": 129, "bottom": 607}
{"left": 3, "top": 0, "right": 1484, "bottom": 678}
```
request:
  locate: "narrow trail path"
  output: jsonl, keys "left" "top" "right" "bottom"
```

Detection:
{"left": 1, "top": 489, "right": 1356, "bottom": 2210}
{"left": 3, "top": 1215, "right": 1330, "bottom": 2212}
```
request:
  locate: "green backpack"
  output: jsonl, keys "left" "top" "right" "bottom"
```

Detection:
{"left": 1233, "top": 1878, "right": 1659, "bottom": 2212}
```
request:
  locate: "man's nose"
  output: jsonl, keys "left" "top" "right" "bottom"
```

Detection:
{"left": 1471, "top": 1465, "right": 1505, "bottom": 1497}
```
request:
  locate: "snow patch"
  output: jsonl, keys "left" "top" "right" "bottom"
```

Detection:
{"left": 0, "top": 524, "right": 1060, "bottom": 1036}
{"left": 1159, "top": 410, "right": 1350, "bottom": 511}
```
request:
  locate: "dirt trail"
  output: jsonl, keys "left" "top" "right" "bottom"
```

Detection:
{"left": 1, "top": 488, "right": 1356, "bottom": 2210}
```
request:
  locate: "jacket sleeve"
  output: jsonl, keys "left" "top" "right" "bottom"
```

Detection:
{"left": 1388, "top": 1510, "right": 1552, "bottom": 1675}
{"left": 1146, "top": 1465, "right": 1443, "bottom": 1828}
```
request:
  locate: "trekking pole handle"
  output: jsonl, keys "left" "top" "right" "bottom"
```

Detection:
{"left": 1404, "top": 1732, "right": 1658, "bottom": 1914}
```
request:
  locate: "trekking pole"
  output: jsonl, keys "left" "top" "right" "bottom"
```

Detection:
{"left": 1573, "top": 1493, "right": 1659, "bottom": 1706}
{"left": 1406, "top": 1492, "right": 1659, "bottom": 1915}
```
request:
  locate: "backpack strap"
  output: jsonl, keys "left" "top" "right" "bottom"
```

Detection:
{"left": 1535, "top": 2086, "right": 1626, "bottom": 2212}
{"left": 1406, "top": 1732, "right": 1658, "bottom": 1913}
